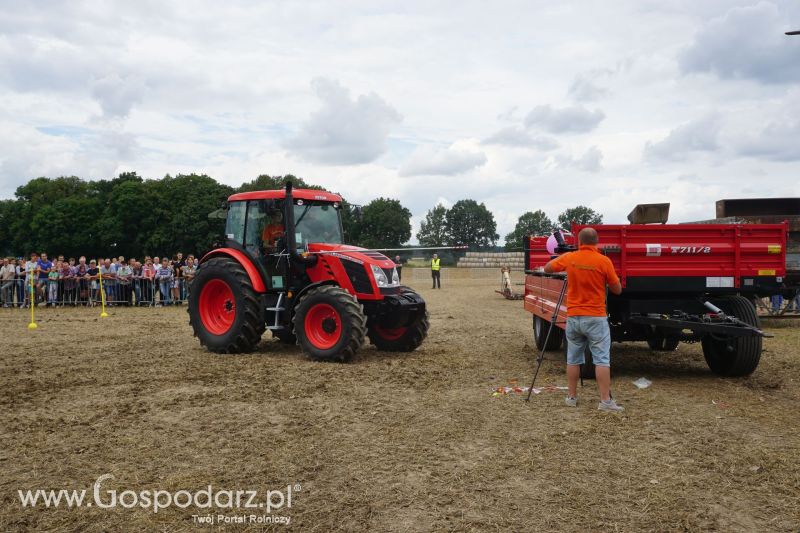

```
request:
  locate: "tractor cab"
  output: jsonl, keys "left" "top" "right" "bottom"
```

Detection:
{"left": 222, "top": 188, "right": 346, "bottom": 291}
{"left": 225, "top": 192, "right": 344, "bottom": 249}
{"left": 189, "top": 182, "right": 429, "bottom": 362}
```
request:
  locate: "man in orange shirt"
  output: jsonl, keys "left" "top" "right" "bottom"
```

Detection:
{"left": 261, "top": 210, "right": 285, "bottom": 253}
{"left": 544, "top": 227, "right": 623, "bottom": 412}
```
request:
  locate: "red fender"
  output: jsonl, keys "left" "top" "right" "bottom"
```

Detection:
{"left": 200, "top": 248, "right": 266, "bottom": 293}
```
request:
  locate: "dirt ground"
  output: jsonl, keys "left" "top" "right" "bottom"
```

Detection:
{"left": 1, "top": 275, "right": 799, "bottom": 532}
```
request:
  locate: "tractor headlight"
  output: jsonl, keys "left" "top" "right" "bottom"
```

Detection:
{"left": 391, "top": 267, "right": 399, "bottom": 285}
{"left": 370, "top": 265, "right": 389, "bottom": 287}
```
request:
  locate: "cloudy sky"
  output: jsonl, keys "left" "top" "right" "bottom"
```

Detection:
{"left": 1, "top": 1, "right": 799, "bottom": 242}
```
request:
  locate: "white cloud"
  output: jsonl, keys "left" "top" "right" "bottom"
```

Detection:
{"left": 680, "top": 2, "right": 800, "bottom": 84}
{"left": 547, "top": 146, "right": 604, "bottom": 173}
{"left": 523, "top": 105, "right": 605, "bottom": 134}
{"left": 0, "top": 123, "right": 121, "bottom": 198}
{"left": 284, "top": 77, "right": 401, "bottom": 165}
{"left": 568, "top": 71, "right": 611, "bottom": 102}
{"left": 399, "top": 144, "right": 487, "bottom": 176}
{"left": 91, "top": 74, "right": 146, "bottom": 119}
{"left": 644, "top": 114, "right": 721, "bottom": 161}
{"left": 482, "top": 127, "right": 559, "bottom": 150}
{"left": 735, "top": 119, "right": 800, "bottom": 161}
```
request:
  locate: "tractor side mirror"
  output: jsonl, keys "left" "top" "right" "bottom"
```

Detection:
{"left": 220, "top": 201, "right": 228, "bottom": 210}
{"left": 353, "top": 206, "right": 363, "bottom": 221}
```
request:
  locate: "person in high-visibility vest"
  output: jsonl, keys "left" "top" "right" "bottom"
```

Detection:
{"left": 431, "top": 253, "right": 441, "bottom": 289}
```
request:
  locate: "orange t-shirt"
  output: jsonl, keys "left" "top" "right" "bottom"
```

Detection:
{"left": 262, "top": 224, "right": 284, "bottom": 247}
{"left": 549, "top": 245, "right": 620, "bottom": 317}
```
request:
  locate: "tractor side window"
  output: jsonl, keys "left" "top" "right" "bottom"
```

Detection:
{"left": 225, "top": 201, "right": 246, "bottom": 244}
{"left": 244, "top": 200, "right": 267, "bottom": 255}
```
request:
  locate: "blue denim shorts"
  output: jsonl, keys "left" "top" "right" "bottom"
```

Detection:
{"left": 566, "top": 316, "right": 611, "bottom": 367}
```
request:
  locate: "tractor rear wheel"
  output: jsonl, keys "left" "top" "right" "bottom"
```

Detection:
{"left": 368, "top": 310, "right": 429, "bottom": 352}
{"left": 294, "top": 285, "right": 366, "bottom": 362}
{"left": 534, "top": 315, "right": 564, "bottom": 351}
{"left": 701, "top": 295, "right": 761, "bottom": 376}
{"left": 188, "top": 257, "right": 265, "bottom": 353}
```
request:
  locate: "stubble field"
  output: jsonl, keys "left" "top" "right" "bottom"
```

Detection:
{"left": 1, "top": 274, "right": 799, "bottom": 532}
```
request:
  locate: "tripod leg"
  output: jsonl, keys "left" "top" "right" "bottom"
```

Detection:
{"left": 525, "top": 278, "right": 568, "bottom": 402}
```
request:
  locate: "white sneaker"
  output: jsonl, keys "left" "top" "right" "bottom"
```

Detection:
{"left": 565, "top": 396, "right": 577, "bottom": 407}
{"left": 598, "top": 399, "right": 624, "bottom": 412}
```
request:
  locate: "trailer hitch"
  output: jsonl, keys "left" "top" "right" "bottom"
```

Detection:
{"left": 702, "top": 301, "right": 773, "bottom": 338}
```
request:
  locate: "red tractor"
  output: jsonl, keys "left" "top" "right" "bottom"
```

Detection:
{"left": 188, "top": 183, "right": 429, "bottom": 361}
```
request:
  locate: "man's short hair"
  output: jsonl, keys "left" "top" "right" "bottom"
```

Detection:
{"left": 578, "top": 227, "right": 599, "bottom": 245}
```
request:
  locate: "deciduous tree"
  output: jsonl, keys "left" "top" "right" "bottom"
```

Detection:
{"left": 505, "top": 210, "right": 553, "bottom": 250}
{"left": 445, "top": 199, "right": 498, "bottom": 247}
{"left": 557, "top": 205, "right": 603, "bottom": 230}
{"left": 359, "top": 197, "right": 412, "bottom": 249}
{"left": 417, "top": 204, "right": 448, "bottom": 247}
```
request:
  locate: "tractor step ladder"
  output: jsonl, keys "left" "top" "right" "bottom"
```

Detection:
{"left": 265, "top": 292, "right": 285, "bottom": 330}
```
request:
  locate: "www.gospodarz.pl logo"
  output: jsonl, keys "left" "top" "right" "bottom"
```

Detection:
{"left": 17, "top": 474, "right": 298, "bottom": 521}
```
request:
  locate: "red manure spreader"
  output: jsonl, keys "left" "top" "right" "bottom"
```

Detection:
{"left": 524, "top": 221, "right": 788, "bottom": 378}
{"left": 188, "top": 183, "right": 429, "bottom": 362}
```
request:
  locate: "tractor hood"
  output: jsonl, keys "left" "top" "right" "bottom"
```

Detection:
{"left": 307, "top": 243, "right": 396, "bottom": 269}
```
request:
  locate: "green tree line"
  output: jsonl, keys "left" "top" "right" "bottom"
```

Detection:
{"left": 418, "top": 203, "right": 602, "bottom": 250}
{"left": 0, "top": 172, "right": 412, "bottom": 258}
{"left": 0, "top": 172, "right": 603, "bottom": 257}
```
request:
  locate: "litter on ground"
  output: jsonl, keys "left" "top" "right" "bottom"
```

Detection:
{"left": 492, "top": 385, "right": 568, "bottom": 397}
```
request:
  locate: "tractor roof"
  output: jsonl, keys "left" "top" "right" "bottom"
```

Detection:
{"left": 228, "top": 189, "right": 342, "bottom": 203}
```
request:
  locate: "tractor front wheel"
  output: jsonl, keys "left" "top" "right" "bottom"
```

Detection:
{"left": 294, "top": 285, "right": 366, "bottom": 362}
{"left": 188, "top": 257, "right": 265, "bottom": 353}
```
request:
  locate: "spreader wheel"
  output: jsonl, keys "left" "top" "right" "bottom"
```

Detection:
{"left": 702, "top": 295, "right": 762, "bottom": 376}
{"left": 368, "top": 311, "right": 430, "bottom": 352}
{"left": 533, "top": 315, "right": 564, "bottom": 351}
{"left": 294, "top": 285, "right": 366, "bottom": 362}
{"left": 188, "top": 256, "right": 265, "bottom": 353}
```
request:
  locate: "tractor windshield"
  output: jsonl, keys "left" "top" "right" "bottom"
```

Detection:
{"left": 293, "top": 202, "right": 343, "bottom": 246}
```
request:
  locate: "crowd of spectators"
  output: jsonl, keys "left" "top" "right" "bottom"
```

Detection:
{"left": 0, "top": 252, "right": 198, "bottom": 308}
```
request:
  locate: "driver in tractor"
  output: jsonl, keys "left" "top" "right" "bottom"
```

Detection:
{"left": 261, "top": 210, "right": 285, "bottom": 254}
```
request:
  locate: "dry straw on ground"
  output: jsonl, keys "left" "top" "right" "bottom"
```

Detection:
{"left": 1, "top": 276, "right": 798, "bottom": 532}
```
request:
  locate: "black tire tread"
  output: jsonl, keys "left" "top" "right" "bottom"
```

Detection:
{"left": 294, "top": 285, "right": 366, "bottom": 362}
{"left": 701, "top": 295, "right": 761, "bottom": 376}
{"left": 368, "top": 310, "right": 430, "bottom": 352}
{"left": 188, "top": 256, "right": 265, "bottom": 354}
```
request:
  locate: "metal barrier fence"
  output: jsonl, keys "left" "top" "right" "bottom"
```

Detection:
{"left": 0, "top": 276, "right": 194, "bottom": 307}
